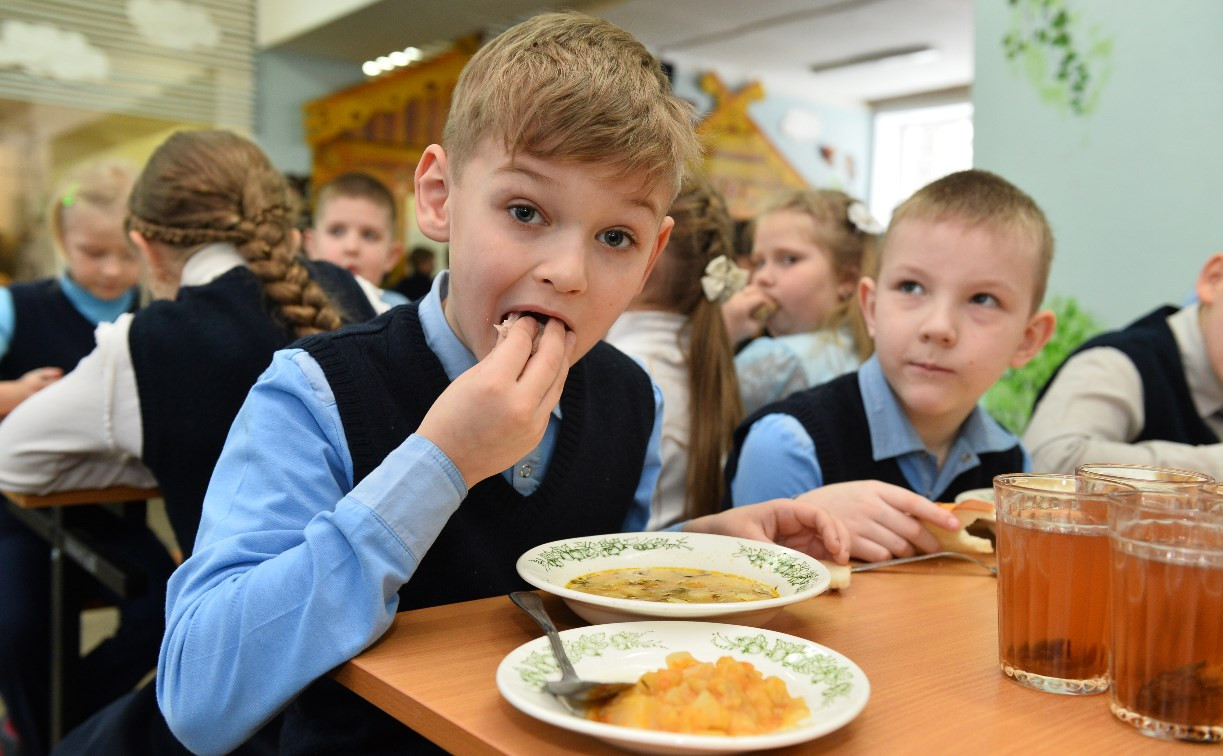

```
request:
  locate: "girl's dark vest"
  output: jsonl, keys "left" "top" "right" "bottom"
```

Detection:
{"left": 280, "top": 303, "right": 654, "bottom": 754}
{"left": 0, "top": 278, "right": 136, "bottom": 378}
{"left": 1035, "top": 306, "right": 1217, "bottom": 446}
{"left": 724, "top": 371, "right": 1023, "bottom": 505}
{"left": 128, "top": 261, "right": 375, "bottom": 555}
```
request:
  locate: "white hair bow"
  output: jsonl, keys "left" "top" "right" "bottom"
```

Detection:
{"left": 700, "top": 255, "right": 749, "bottom": 304}
{"left": 848, "top": 202, "right": 884, "bottom": 235}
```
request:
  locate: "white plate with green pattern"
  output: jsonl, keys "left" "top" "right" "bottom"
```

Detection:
{"left": 496, "top": 620, "right": 869, "bottom": 754}
{"left": 516, "top": 532, "right": 831, "bottom": 627}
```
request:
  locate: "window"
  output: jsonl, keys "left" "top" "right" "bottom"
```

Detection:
{"left": 869, "top": 101, "right": 973, "bottom": 225}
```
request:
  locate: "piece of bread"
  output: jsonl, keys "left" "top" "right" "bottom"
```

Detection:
{"left": 921, "top": 499, "right": 996, "bottom": 554}
{"left": 493, "top": 314, "right": 545, "bottom": 353}
{"left": 818, "top": 560, "right": 852, "bottom": 590}
{"left": 749, "top": 301, "right": 777, "bottom": 321}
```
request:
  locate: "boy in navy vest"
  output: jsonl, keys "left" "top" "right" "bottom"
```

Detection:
{"left": 1026, "top": 252, "right": 1223, "bottom": 476}
{"left": 158, "top": 13, "right": 849, "bottom": 754}
{"left": 726, "top": 170, "right": 1057, "bottom": 562}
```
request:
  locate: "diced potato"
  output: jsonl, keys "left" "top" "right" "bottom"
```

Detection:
{"left": 586, "top": 654, "right": 810, "bottom": 736}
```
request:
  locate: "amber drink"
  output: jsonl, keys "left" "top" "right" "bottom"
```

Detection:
{"left": 1108, "top": 488, "right": 1223, "bottom": 741}
{"left": 994, "top": 474, "right": 1119, "bottom": 695}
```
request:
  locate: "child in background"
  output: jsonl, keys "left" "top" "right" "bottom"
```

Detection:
{"left": 0, "top": 160, "right": 143, "bottom": 415}
{"left": 606, "top": 176, "right": 744, "bottom": 529}
{"left": 0, "top": 131, "right": 379, "bottom": 755}
{"left": 722, "top": 189, "right": 879, "bottom": 414}
{"left": 726, "top": 170, "right": 1057, "bottom": 562}
{"left": 393, "top": 245, "right": 437, "bottom": 301}
{"left": 303, "top": 171, "right": 409, "bottom": 308}
{"left": 1025, "top": 251, "right": 1223, "bottom": 476}
{"left": 0, "top": 161, "right": 169, "bottom": 756}
{"left": 157, "top": 15, "right": 848, "bottom": 754}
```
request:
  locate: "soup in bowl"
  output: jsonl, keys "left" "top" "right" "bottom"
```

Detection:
{"left": 516, "top": 532, "right": 832, "bottom": 627}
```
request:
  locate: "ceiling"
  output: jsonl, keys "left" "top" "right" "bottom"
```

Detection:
{"left": 270, "top": 0, "right": 974, "bottom": 106}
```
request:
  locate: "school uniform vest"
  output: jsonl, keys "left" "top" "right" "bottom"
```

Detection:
{"left": 0, "top": 278, "right": 135, "bottom": 378}
{"left": 1036, "top": 306, "right": 1217, "bottom": 446}
{"left": 724, "top": 371, "right": 1023, "bottom": 504}
{"left": 129, "top": 261, "right": 375, "bottom": 555}
{"left": 280, "top": 302, "right": 654, "bottom": 754}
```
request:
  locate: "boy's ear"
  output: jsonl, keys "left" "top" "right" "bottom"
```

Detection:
{"left": 1010, "top": 308, "right": 1057, "bottom": 369}
{"left": 857, "top": 276, "right": 878, "bottom": 338}
{"left": 639, "top": 216, "right": 674, "bottom": 292}
{"left": 1195, "top": 252, "right": 1223, "bottom": 305}
{"left": 414, "top": 144, "right": 451, "bottom": 243}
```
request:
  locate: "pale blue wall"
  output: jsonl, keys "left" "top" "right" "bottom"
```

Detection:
{"left": 974, "top": 0, "right": 1223, "bottom": 328}
{"left": 255, "top": 49, "right": 365, "bottom": 175}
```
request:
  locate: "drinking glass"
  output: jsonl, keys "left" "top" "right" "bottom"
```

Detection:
{"left": 1076, "top": 463, "right": 1213, "bottom": 494}
{"left": 993, "top": 474, "right": 1131, "bottom": 694}
{"left": 1107, "top": 486, "right": 1223, "bottom": 741}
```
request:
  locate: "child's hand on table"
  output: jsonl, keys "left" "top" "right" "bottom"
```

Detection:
{"left": 417, "top": 316, "right": 575, "bottom": 488}
{"left": 684, "top": 499, "right": 852, "bottom": 565}
{"left": 792, "top": 481, "right": 963, "bottom": 562}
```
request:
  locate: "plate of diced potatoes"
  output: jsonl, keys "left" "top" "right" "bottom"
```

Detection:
{"left": 496, "top": 620, "right": 869, "bottom": 754}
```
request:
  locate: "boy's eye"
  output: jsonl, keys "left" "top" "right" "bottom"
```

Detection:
{"left": 898, "top": 280, "right": 924, "bottom": 295}
{"left": 327, "top": 225, "right": 347, "bottom": 237}
{"left": 361, "top": 230, "right": 382, "bottom": 242}
{"left": 509, "top": 204, "right": 541, "bottom": 225}
{"left": 970, "top": 292, "right": 1000, "bottom": 307}
{"left": 598, "top": 228, "right": 637, "bottom": 250}
{"left": 782, "top": 254, "right": 800, "bottom": 266}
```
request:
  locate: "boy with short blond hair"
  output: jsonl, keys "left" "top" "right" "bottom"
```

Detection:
{"left": 728, "top": 169, "right": 1057, "bottom": 562}
{"left": 303, "top": 171, "right": 409, "bottom": 308}
{"left": 157, "top": 12, "right": 849, "bottom": 753}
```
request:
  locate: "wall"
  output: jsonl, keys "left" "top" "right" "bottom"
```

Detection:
{"left": 254, "top": 50, "right": 364, "bottom": 175}
{"left": 974, "top": 0, "right": 1223, "bottom": 328}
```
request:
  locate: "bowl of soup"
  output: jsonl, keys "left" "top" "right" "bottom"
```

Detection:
{"left": 515, "top": 532, "right": 832, "bottom": 627}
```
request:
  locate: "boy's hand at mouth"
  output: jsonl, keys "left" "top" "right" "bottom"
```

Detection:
{"left": 416, "top": 315, "right": 575, "bottom": 489}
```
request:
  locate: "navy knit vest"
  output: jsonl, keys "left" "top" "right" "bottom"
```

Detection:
{"left": 0, "top": 278, "right": 136, "bottom": 378}
{"left": 1036, "top": 306, "right": 1217, "bottom": 446}
{"left": 281, "top": 303, "right": 654, "bottom": 754}
{"left": 129, "top": 261, "right": 374, "bottom": 554}
{"left": 725, "top": 371, "right": 1023, "bottom": 505}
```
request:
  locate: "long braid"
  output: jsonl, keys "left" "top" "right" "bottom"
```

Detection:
{"left": 128, "top": 130, "right": 344, "bottom": 338}
{"left": 646, "top": 176, "right": 743, "bottom": 518}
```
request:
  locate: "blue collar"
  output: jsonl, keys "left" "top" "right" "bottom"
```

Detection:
{"left": 59, "top": 272, "right": 135, "bottom": 326}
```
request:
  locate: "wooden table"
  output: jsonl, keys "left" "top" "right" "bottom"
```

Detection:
{"left": 336, "top": 559, "right": 1195, "bottom": 754}
{"left": 3, "top": 486, "right": 161, "bottom": 746}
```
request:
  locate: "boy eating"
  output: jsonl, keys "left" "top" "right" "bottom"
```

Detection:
{"left": 303, "top": 171, "right": 409, "bottom": 307}
{"left": 726, "top": 170, "right": 1057, "bottom": 562}
{"left": 158, "top": 12, "right": 849, "bottom": 754}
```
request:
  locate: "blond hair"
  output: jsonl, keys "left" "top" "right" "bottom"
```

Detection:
{"left": 885, "top": 169, "right": 1054, "bottom": 310}
{"left": 755, "top": 188, "right": 878, "bottom": 361}
{"left": 49, "top": 159, "right": 137, "bottom": 255}
{"left": 314, "top": 171, "right": 397, "bottom": 229}
{"left": 641, "top": 176, "right": 743, "bottom": 517}
{"left": 127, "top": 130, "right": 344, "bottom": 338}
{"left": 442, "top": 11, "right": 701, "bottom": 198}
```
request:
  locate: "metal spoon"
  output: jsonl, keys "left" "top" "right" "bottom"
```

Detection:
{"left": 509, "top": 591, "right": 634, "bottom": 706}
{"left": 850, "top": 551, "right": 998, "bottom": 576}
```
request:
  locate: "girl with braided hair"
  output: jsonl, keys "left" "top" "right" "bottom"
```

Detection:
{"left": 0, "top": 130, "right": 380, "bottom": 754}
{"left": 605, "top": 175, "right": 744, "bottom": 528}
